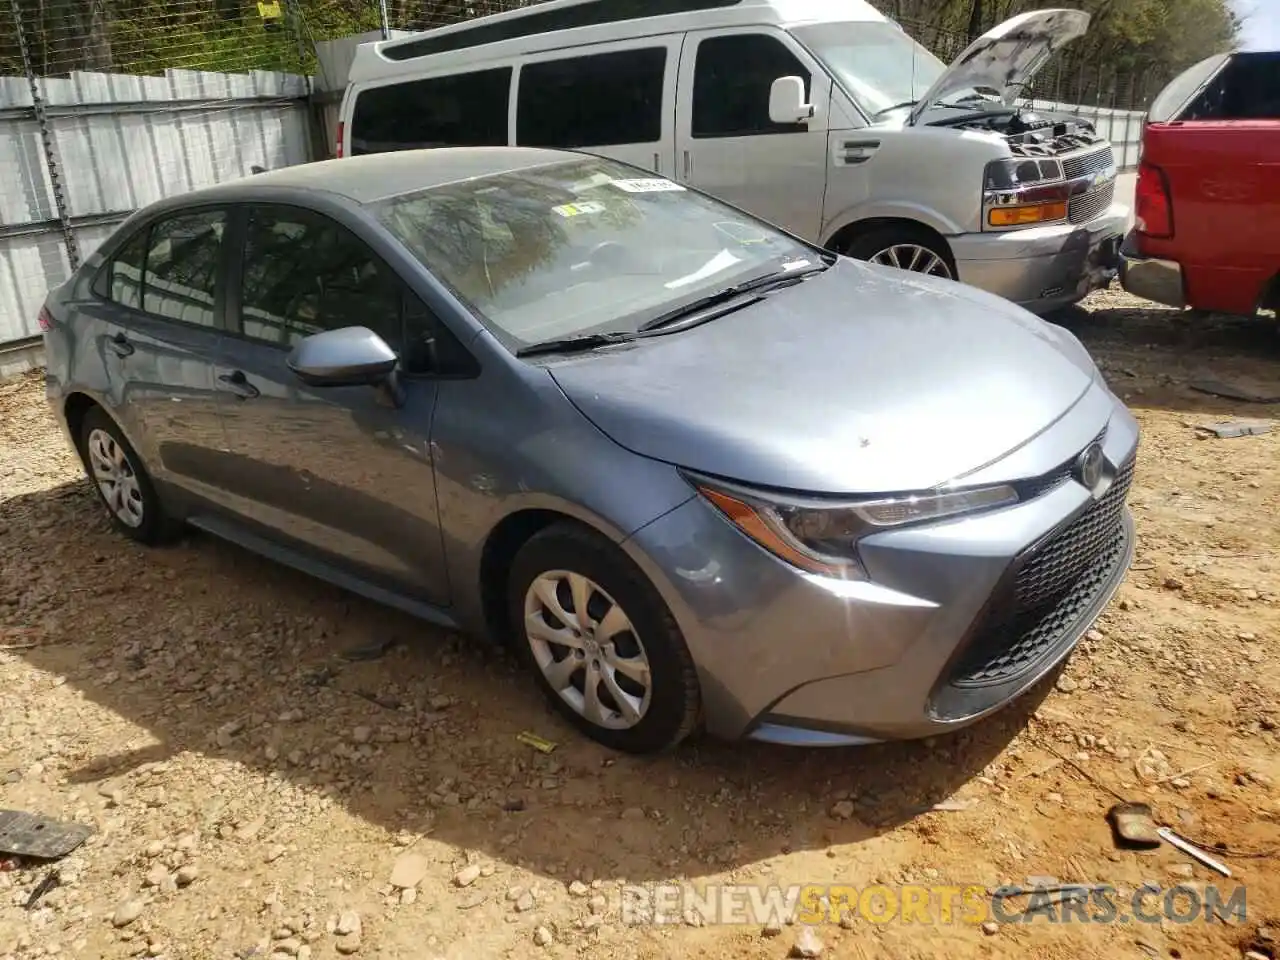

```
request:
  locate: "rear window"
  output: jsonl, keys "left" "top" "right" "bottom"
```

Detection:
{"left": 1178, "top": 52, "right": 1280, "bottom": 121}
{"left": 516, "top": 47, "right": 667, "bottom": 148}
{"left": 349, "top": 67, "right": 512, "bottom": 154}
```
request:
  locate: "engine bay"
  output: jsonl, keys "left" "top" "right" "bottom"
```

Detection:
{"left": 947, "top": 109, "right": 1109, "bottom": 157}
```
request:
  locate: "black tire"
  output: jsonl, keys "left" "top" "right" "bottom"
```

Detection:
{"left": 77, "top": 406, "right": 182, "bottom": 545}
{"left": 508, "top": 522, "right": 700, "bottom": 754}
{"left": 840, "top": 225, "right": 956, "bottom": 280}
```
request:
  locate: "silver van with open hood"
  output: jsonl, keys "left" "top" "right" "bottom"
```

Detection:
{"left": 339, "top": 0, "right": 1128, "bottom": 315}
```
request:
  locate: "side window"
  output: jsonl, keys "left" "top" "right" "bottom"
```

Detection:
{"left": 96, "top": 228, "right": 149, "bottom": 309}
{"left": 1183, "top": 53, "right": 1280, "bottom": 120}
{"left": 238, "top": 206, "right": 474, "bottom": 376}
{"left": 692, "top": 34, "right": 812, "bottom": 138}
{"left": 239, "top": 207, "right": 401, "bottom": 349}
{"left": 142, "top": 211, "right": 226, "bottom": 327}
{"left": 349, "top": 67, "right": 511, "bottom": 154}
{"left": 517, "top": 47, "right": 667, "bottom": 148}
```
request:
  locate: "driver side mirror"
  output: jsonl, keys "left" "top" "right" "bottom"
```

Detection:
{"left": 287, "top": 326, "right": 399, "bottom": 391}
{"left": 769, "top": 76, "right": 815, "bottom": 124}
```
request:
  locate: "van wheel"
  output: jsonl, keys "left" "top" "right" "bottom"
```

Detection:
{"left": 508, "top": 522, "right": 700, "bottom": 754}
{"left": 842, "top": 226, "right": 955, "bottom": 280}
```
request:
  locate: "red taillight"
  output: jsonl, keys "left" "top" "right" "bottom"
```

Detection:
{"left": 336, "top": 121, "right": 344, "bottom": 158}
{"left": 1135, "top": 160, "right": 1173, "bottom": 238}
{"left": 37, "top": 306, "right": 53, "bottom": 331}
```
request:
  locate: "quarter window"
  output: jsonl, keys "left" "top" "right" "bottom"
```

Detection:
{"left": 141, "top": 211, "right": 226, "bottom": 327}
{"left": 517, "top": 47, "right": 667, "bottom": 147}
{"left": 100, "top": 228, "right": 148, "bottom": 310}
{"left": 692, "top": 34, "right": 812, "bottom": 138}
{"left": 349, "top": 67, "right": 512, "bottom": 154}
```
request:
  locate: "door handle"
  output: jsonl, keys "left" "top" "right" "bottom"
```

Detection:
{"left": 109, "top": 333, "right": 134, "bottom": 358}
{"left": 683, "top": 150, "right": 691, "bottom": 179}
{"left": 217, "top": 370, "right": 260, "bottom": 400}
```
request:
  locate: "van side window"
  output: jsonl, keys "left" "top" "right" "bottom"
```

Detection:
{"left": 349, "top": 67, "right": 512, "bottom": 154}
{"left": 517, "top": 47, "right": 666, "bottom": 148}
{"left": 1182, "top": 52, "right": 1280, "bottom": 120}
{"left": 692, "top": 34, "right": 812, "bottom": 138}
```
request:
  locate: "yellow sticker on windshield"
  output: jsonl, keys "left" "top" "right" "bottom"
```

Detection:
{"left": 551, "top": 200, "right": 606, "bottom": 218}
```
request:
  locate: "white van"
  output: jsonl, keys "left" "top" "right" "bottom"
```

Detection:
{"left": 338, "top": 0, "right": 1128, "bottom": 315}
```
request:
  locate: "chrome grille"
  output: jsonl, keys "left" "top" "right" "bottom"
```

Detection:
{"left": 1062, "top": 146, "right": 1115, "bottom": 179}
{"left": 1068, "top": 181, "right": 1115, "bottom": 224}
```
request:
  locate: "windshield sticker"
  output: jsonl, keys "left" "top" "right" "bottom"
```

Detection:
{"left": 664, "top": 249, "right": 743, "bottom": 289}
{"left": 551, "top": 200, "right": 606, "bottom": 219}
{"left": 610, "top": 178, "right": 687, "bottom": 194}
{"left": 781, "top": 258, "right": 814, "bottom": 271}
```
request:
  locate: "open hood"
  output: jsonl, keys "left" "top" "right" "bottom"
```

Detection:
{"left": 907, "top": 9, "right": 1090, "bottom": 126}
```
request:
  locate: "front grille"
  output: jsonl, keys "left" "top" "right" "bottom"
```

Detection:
{"left": 1016, "top": 457, "right": 1134, "bottom": 608}
{"left": 1068, "top": 181, "right": 1116, "bottom": 223}
{"left": 943, "top": 454, "right": 1136, "bottom": 690}
{"left": 1062, "top": 146, "right": 1115, "bottom": 180}
{"left": 948, "top": 527, "right": 1128, "bottom": 686}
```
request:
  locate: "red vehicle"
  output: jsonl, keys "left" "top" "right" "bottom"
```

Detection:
{"left": 1119, "top": 50, "right": 1280, "bottom": 317}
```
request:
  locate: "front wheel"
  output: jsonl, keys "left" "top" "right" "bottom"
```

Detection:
{"left": 508, "top": 522, "right": 700, "bottom": 754}
{"left": 841, "top": 226, "right": 956, "bottom": 280}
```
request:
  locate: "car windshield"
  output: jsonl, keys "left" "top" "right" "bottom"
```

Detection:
{"left": 371, "top": 156, "right": 820, "bottom": 350}
{"left": 790, "top": 21, "right": 958, "bottom": 117}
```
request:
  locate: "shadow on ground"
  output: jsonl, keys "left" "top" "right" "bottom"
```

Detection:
{"left": 3, "top": 477, "right": 1049, "bottom": 885}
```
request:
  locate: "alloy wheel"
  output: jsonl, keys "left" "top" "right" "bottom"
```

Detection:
{"left": 868, "top": 243, "right": 953, "bottom": 279}
{"left": 523, "top": 570, "right": 653, "bottom": 730}
{"left": 86, "top": 428, "right": 145, "bottom": 528}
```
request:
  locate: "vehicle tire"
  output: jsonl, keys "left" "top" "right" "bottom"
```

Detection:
{"left": 508, "top": 522, "right": 701, "bottom": 754}
{"left": 78, "top": 406, "right": 181, "bottom": 545}
{"left": 841, "top": 225, "right": 956, "bottom": 280}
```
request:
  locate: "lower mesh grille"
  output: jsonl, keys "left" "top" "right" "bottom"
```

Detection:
{"left": 945, "top": 456, "right": 1136, "bottom": 689}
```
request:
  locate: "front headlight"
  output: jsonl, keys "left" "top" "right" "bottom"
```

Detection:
{"left": 983, "top": 158, "right": 1069, "bottom": 230}
{"left": 689, "top": 475, "right": 1019, "bottom": 578}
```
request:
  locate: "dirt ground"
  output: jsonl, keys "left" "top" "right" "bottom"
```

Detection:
{"left": 1, "top": 285, "right": 1278, "bottom": 960}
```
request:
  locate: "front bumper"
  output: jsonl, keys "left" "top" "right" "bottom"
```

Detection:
{"left": 950, "top": 203, "right": 1129, "bottom": 315}
{"left": 1117, "top": 229, "right": 1185, "bottom": 309}
{"left": 623, "top": 384, "right": 1139, "bottom": 746}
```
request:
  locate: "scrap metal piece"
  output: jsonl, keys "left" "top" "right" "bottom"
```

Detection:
{"left": 0, "top": 810, "right": 93, "bottom": 860}
{"left": 1107, "top": 802, "right": 1162, "bottom": 850}
{"left": 1157, "top": 827, "right": 1232, "bottom": 877}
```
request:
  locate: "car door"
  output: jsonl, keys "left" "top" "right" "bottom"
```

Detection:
{"left": 212, "top": 202, "right": 455, "bottom": 605}
{"left": 85, "top": 207, "right": 237, "bottom": 511}
{"left": 674, "top": 28, "right": 833, "bottom": 239}
{"left": 514, "top": 36, "right": 681, "bottom": 177}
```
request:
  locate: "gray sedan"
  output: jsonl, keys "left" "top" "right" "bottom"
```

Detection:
{"left": 40, "top": 147, "right": 1138, "bottom": 754}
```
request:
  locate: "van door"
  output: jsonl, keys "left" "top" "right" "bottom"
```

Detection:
{"left": 674, "top": 28, "right": 832, "bottom": 240}
{"left": 513, "top": 36, "right": 681, "bottom": 176}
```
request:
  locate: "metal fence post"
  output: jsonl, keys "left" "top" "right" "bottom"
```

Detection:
{"left": 9, "top": 0, "right": 80, "bottom": 270}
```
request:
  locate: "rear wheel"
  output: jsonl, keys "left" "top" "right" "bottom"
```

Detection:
{"left": 841, "top": 225, "right": 956, "bottom": 280}
{"left": 508, "top": 522, "right": 700, "bottom": 754}
{"left": 78, "top": 406, "right": 180, "bottom": 545}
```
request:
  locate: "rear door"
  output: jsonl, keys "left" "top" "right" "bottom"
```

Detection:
{"left": 211, "top": 202, "right": 457, "bottom": 605}
{"left": 513, "top": 37, "right": 681, "bottom": 177}
{"left": 86, "top": 208, "right": 235, "bottom": 510}
{"left": 673, "top": 27, "right": 832, "bottom": 239}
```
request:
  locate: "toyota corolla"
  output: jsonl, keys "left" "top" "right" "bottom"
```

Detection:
{"left": 40, "top": 147, "right": 1138, "bottom": 754}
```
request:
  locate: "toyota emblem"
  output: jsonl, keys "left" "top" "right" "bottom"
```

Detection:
{"left": 1076, "top": 442, "right": 1106, "bottom": 491}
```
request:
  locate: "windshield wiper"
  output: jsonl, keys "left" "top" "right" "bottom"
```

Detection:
{"left": 638, "top": 265, "right": 827, "bottom": 333}
{"left": 515, "top": 331, "right": 637, "bottom": 358}
{"left": 874, "top": 99, "right": 919, "bottom": 118}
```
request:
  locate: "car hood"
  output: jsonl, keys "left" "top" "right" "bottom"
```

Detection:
{"left": 545, "top": 258, "right": 1098, "bottom": 495}
{"left": 907, "top": 9, "right": 1091, "bottom": 125}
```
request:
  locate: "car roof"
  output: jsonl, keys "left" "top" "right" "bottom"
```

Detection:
{"left": 174, "top": 147, "right": 583, "bottom": 207}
